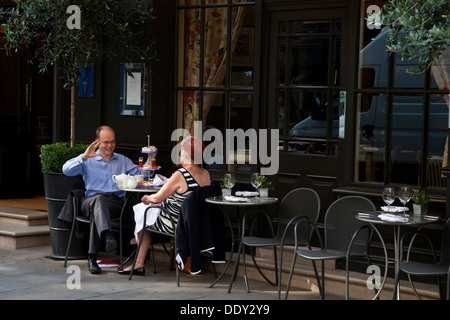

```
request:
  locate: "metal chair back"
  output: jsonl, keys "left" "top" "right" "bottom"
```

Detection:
{"left": 324, "top": 196, "right": 376, "bottom": 254}
{"left": 277, "top": 188, "right": 320, "bottom": 245}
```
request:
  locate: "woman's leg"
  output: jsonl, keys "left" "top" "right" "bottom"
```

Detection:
{"left": 124, "top": 230, "right": 151, "bottom": 270}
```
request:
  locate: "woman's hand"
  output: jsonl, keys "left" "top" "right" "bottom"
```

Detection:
{"left": 141, "top": 195, "right": 150, "bottom": 204}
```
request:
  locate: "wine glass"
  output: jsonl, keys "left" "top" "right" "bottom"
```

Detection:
{"left": 224, "top": 173, "right": 236, "bottom": 189}
{"left": 398, "top": 186, "right": 412, "bottom": 213}
{"left": 250, "top": 173, "right": 261, "bottom": 194}
{"left": 382, "top": 186, "right": 396, "bottom": 212}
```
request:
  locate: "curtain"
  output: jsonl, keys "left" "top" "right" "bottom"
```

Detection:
{"left": 183, "top": 6, "right": 245, "bottom": 134}
{"left": 431, "top": 47, "right": 450, "bottom": 168}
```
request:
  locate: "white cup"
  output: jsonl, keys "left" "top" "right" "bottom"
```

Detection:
{"left": 134, "top": 175, "right": 145, "bottom": 183}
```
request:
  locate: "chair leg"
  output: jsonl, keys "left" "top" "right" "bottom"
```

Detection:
{"left": 284, "top": 251, "right": 298, "bottom": 300}
{"left": 243, "top": 245, "right": 250, "bottom": 293}
{"left": 129, "top": 226, "right": 146, "bottom": 281}
{"left": 151, "top": 241, "right": 157, "bottom": 274}
{"left": 172, "top": 235, "right": 179, "bottom": 287}
{"left": 446, "top": 269, "right": 450, "bottom": 300}
{"left": 64, "top": 219, "right": 77, "bottom": 268}
{"left": 320, "top": 260, "right": 325, "bottom": 300}
{"left": 249, "top": 247, "right": 276, "bottom": 287}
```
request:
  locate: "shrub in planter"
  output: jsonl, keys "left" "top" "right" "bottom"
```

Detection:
{"left": 40, "top": 142, "right": 88, "bottom": 259}
{"left": 40, "top": 142, "right": 89, "bottom": 173}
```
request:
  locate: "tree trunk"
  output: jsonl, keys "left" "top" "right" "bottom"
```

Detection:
{"left": 70, "top": 86, "right": 76, "bottom": 148}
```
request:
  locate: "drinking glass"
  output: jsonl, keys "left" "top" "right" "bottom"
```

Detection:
{"left": 224, "top": 173, "right": 236, "bottom": 189}
{"left": 398, "top": 186, "right": 412, "bottom": 212}
{"left": 382, "top": 186, "right": 396, "bottom": 212}
{"left": 250, "top": 173, "right": 261, "bottom": 193}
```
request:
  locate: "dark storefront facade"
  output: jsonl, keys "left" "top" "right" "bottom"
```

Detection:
{"left": 1, "top": 0, "right": 449, "bottom": 269}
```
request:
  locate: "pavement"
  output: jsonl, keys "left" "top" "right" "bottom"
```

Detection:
{"left": 0, "top": 243, "right": 328, "bottom": 301}
{"left": 0, "top": 244, "right": 445, "bottom": 320}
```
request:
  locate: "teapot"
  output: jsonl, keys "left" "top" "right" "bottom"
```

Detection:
{"left": 112, "top": 173, "right": 129, "bottom": 189}
{"left": 124, "top": 175, "right": 138, "bottom": 189}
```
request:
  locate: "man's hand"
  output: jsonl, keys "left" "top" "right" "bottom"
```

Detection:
{"left": 82, "top": 139, "right": 101, "bottom": 160}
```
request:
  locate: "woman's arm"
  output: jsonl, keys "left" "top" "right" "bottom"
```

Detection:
{"left": 142, "top": 170, "right": 184, "bottom": 204}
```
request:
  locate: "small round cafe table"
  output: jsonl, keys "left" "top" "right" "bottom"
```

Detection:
{"left": 205, "top": 196, "right": 279, "bottom": 292}
{"left": 356, "top": 210, "right": 440, "bottom": 299}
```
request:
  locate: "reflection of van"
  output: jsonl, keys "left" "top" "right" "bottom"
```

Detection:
{"left": 289, "top": 29, "right": 448, "bottom": 158}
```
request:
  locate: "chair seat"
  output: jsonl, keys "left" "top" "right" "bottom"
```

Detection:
{"left": 242, "top": 236, "right": 281, "bottom": 247}
{"left": 296, "top": 248, "right": 346, "bottom": 261}
{"left": 400, "top": 261, "right": 450, "bottom": 276}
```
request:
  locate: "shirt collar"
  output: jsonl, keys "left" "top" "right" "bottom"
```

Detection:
{"left": 94, "top": 152, "right": 118, "bottom": 161}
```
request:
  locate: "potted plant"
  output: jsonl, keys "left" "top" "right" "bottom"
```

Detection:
{"left": 40, "top": 142, "right": 88, "bottom": 259}
{"left": 412, "top": 188, "right": 430, "bottom": 216}
{"left": 257, "top": 175, "right": 273, "bottom": 197}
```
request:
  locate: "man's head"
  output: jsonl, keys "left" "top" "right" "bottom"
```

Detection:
{"left": 96, "top": 126, "right": 116, "bottom": 159}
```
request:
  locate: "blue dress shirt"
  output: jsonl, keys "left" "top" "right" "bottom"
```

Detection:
{"left": 63, "top": 152, "right": 139, "bottom": 199}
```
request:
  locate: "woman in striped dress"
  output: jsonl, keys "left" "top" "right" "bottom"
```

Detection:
{"left": 119, "top": 136, "right": 211, "bottom": 275}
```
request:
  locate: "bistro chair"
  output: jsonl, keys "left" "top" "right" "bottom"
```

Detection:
{"left": 284, "top": 195, "right": 376, "bottom": 300}
{"left": 64, "top": 189, "right": 133, "bottom": 268}
{"left": 129, "top": 185, "right": 233, "bottom": 287}
{"left": 63, "top": 189, "right": 88, "bottom": 268}
{"left": 393, "top": 217, "right": 450, "bottom": 300}
{"left": 128, "top": 204, "right": 180, "bottom": 284}
{"left": 239, "top": 188, "right": 320, "bottom": 294}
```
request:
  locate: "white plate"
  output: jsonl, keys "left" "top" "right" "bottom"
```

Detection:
{"left": 381, "top": 206, "right": 409, "bottom": 213}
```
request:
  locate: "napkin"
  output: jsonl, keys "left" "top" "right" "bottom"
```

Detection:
{"left": 224, "top": 196, "right": 250, "bottom": 202}
{"left": 235, "top": 191, "right": 259, "bottom": 197}
{"left": 378, "top": 213, "right": 409, "bottom": 223}
{"left": 133, "top": 202, "right": 161, "bottom": 239}
{"left": 153, "top": 174, "right": 168, "bottom": 186}
{"left": 381, "top": 206, "right": 408, "bottom": 213}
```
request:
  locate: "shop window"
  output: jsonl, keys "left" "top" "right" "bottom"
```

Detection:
{"left": 355, "top": 1, "right": 449, "bottom": 189}
{"left": 176, "top": 0, "right": 256, "bottom": 172}
{"left": 276, "top": 19, "right": 342, "bottom": 156}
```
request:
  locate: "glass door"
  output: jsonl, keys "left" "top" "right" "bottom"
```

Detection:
{"left": 267, "top": 8, "right": 348, "bottom": 176}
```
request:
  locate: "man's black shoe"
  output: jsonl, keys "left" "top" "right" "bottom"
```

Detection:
{"left": 104, "top": 231, "right": 118, "bottom": 253}
{"left": 88, "top": 255, "right": 101, "bottom": 274}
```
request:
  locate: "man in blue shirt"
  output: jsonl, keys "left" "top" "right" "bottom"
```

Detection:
{"left": 63, "top": 126, "right": 139, "bottom": 274}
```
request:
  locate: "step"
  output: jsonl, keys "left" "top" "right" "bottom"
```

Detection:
{"left": 150, "top": 243, "right": 440, "bottom": 300}
{"left": 243, "top": 246, "right": 440, "bottom": 300}
{"left": 0, "top": 221, "right": 50, "bottom": 249}
{"left": 0, "top": 206, "right": 48, "bottom": 226}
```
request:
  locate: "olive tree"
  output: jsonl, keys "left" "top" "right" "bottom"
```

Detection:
{"left": 1, "top": 0, "right": 156, "bottom": 146}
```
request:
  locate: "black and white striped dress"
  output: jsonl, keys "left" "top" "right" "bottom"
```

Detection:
{"left": 152, "top": 167, "right": 200, "bottom": 234}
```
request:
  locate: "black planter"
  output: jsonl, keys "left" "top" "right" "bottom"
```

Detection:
{"left": 42, "top": 172, "right": 88, "bottom": 259}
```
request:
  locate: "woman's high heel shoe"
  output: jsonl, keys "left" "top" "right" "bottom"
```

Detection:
{"left": 117, "top": 267, "right": 145, "bottom": 276}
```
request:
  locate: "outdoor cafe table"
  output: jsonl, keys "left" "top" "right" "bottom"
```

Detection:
{"left": 205, "top": 196, "right": 279, "bottom": 292}
{"left": 117, "top": 185, "right": 161, "bottom": 270}
{"left": 356, "top": 211, "right": 440, "bottom": 299}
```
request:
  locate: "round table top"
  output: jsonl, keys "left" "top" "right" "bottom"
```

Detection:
{"left": 356, "top": 212, "right": 440, "bottom": 226}
{"left": 205, "top": 196, "right": 279, "bottom": 206}
{"left": 118, "top": 186, "right": 161, "bottom": 193}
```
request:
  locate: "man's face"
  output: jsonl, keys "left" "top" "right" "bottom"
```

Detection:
{"left": 98, "top": 129, "right": 116, "bottom": 158}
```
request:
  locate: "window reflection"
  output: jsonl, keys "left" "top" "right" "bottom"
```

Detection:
{"left": 356, "top": 0, "right": 449, "bottom": 189}
{"left": 277, "top": 18, "right": 341, "bottom": 156}
{"left": 355, "top": 93, "right": 386, "bottom": 183}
